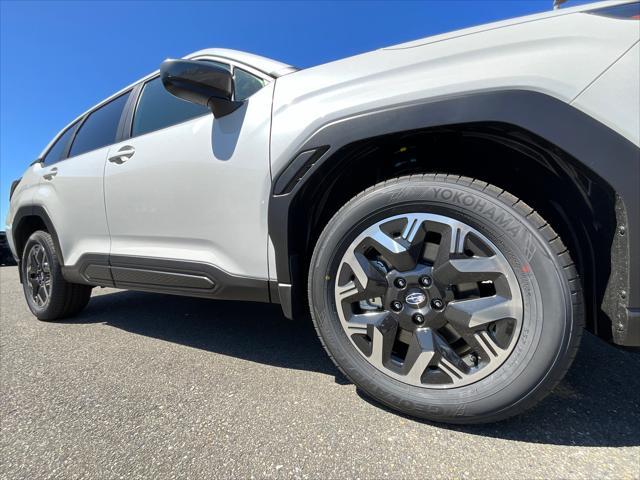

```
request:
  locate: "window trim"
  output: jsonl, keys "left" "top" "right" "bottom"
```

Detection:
{"left": 191, "top": 54, "right": 273, "bottom": 84}
{"left": 119, "top": 83, "right": 143, "bottom": 143}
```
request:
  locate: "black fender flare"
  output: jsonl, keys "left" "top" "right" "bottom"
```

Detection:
{"left": 268, "top": 89, "right": 639, "bottom": 316}
{"left": 12, "top": 205, "right": 64, "bottom": 264}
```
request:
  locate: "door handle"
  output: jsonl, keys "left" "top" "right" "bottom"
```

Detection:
{"left": 108, "top": 146, "right": 135, "bottom": 164}
{"left": 43, "top": 167, "right": 58, "bottom": 180}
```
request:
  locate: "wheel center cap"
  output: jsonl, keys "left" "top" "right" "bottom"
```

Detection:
{"left": 405, "top": 289, "right": 427, "bottom": 308}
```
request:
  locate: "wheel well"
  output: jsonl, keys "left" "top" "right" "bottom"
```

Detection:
{"left": 13, "top": 215, "right": 48, "bottom": 260}
{"left": 287, "top": 122, "right": 617, "bottom": 339}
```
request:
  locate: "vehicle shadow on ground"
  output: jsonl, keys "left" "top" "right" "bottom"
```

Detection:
{"left": 69, "top": 289, "right": 639, "bottom": 448}
{"left": 70, "top": 289, "right": 340, "bottom": 377}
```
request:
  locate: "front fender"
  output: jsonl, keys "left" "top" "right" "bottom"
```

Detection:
{"left": 267, "top": 90, "right": 639, "bottom": 340}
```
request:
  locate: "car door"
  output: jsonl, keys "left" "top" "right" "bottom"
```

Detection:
{"left": 103, "top": 61, "right": 274, "bottom": 299}
{"left": 34, "top": 91, "right": 131, "bottom": 284}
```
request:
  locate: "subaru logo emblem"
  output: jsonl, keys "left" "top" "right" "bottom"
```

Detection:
{"left": 405, "top": 292, "right": 426, "bottom": 306}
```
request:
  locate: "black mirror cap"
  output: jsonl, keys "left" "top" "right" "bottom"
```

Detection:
{"left": 160, "top": 59, "right": 243, "bottom": 117}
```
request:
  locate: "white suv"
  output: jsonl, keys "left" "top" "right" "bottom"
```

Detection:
{"left": 6, "top": 1, "right": 640, "bottom": 423}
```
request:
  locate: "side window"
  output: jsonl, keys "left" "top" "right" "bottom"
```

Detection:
{"left": 69, "top": 92, "right": 130, "bottom": 157}
{"left": 42, "top": 121, "right": 79, "bottom": 165}
{"left": 233, "top": 68, "right": 265, "bottom": 101}
{"left": 132, "top": 62, "right": 229, "bottom": 137}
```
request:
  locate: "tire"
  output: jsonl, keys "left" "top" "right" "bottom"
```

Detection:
{"left": 21, "top": 230, "right": 92, "bottom": 321}
{"left": 308, "top": 174, "right": 583, "bottom": 424}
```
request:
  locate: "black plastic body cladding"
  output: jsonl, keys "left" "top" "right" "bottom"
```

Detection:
{"left": 268, "top": 90, "right": 640, "bottom": 345}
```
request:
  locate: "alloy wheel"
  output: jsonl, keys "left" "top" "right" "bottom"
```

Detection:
{"left": 334, "top": 213, "right": 523, "bottom": 389}
{"left": 26, "top": 243, "right": 52, "bottom": 308}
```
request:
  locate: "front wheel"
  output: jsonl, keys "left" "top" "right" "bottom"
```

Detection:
{"left": 308, "top": 175, "right": 583, "bottom": 424}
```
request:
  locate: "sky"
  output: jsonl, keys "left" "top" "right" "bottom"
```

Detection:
{"left": 0, "top": 0, "right": 595, "bottom": 224}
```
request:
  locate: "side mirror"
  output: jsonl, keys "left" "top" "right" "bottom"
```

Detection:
{"left": 160, "top": 59, "right": 243, "bottom": 117}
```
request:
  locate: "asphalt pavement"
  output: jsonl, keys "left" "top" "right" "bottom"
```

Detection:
{"left": 1, "top": 265, "right": 639, "bottom": 479}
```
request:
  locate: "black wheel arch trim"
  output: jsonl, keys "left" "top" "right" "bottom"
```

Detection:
{"left": 12, "top": 205, "right": 65, "bottom": 265}
{"left": 268, "top": 89, "right": 640, "bottom": 345}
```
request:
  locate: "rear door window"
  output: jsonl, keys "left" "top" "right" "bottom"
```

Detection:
{"left": 42, "top": 121, "right": 80, "bottom": 165}
{"left": 69, "top": 92, "right": 130, "bottom": 157}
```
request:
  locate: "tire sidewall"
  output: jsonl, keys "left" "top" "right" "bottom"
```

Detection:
{"left": 309, "top": 179, "right": 574, "bottom": 422}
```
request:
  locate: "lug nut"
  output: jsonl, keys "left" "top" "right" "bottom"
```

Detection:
{"left": 394, "top": 277, "right": 407, "bottom": 289}
{"left": 419, "top": 276, "right": 433, "bottom": 288}
{"left": 412, "top": 313, "right": 425, "bottom": 325}
{"left": 431, "top": 298, "right": 444, "bottom": 310}
{"left": 390, "top": 300, "right": 403, "bottom": 312}
{"left": 469, "top": 353, "right": 479, "bottom": 366}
